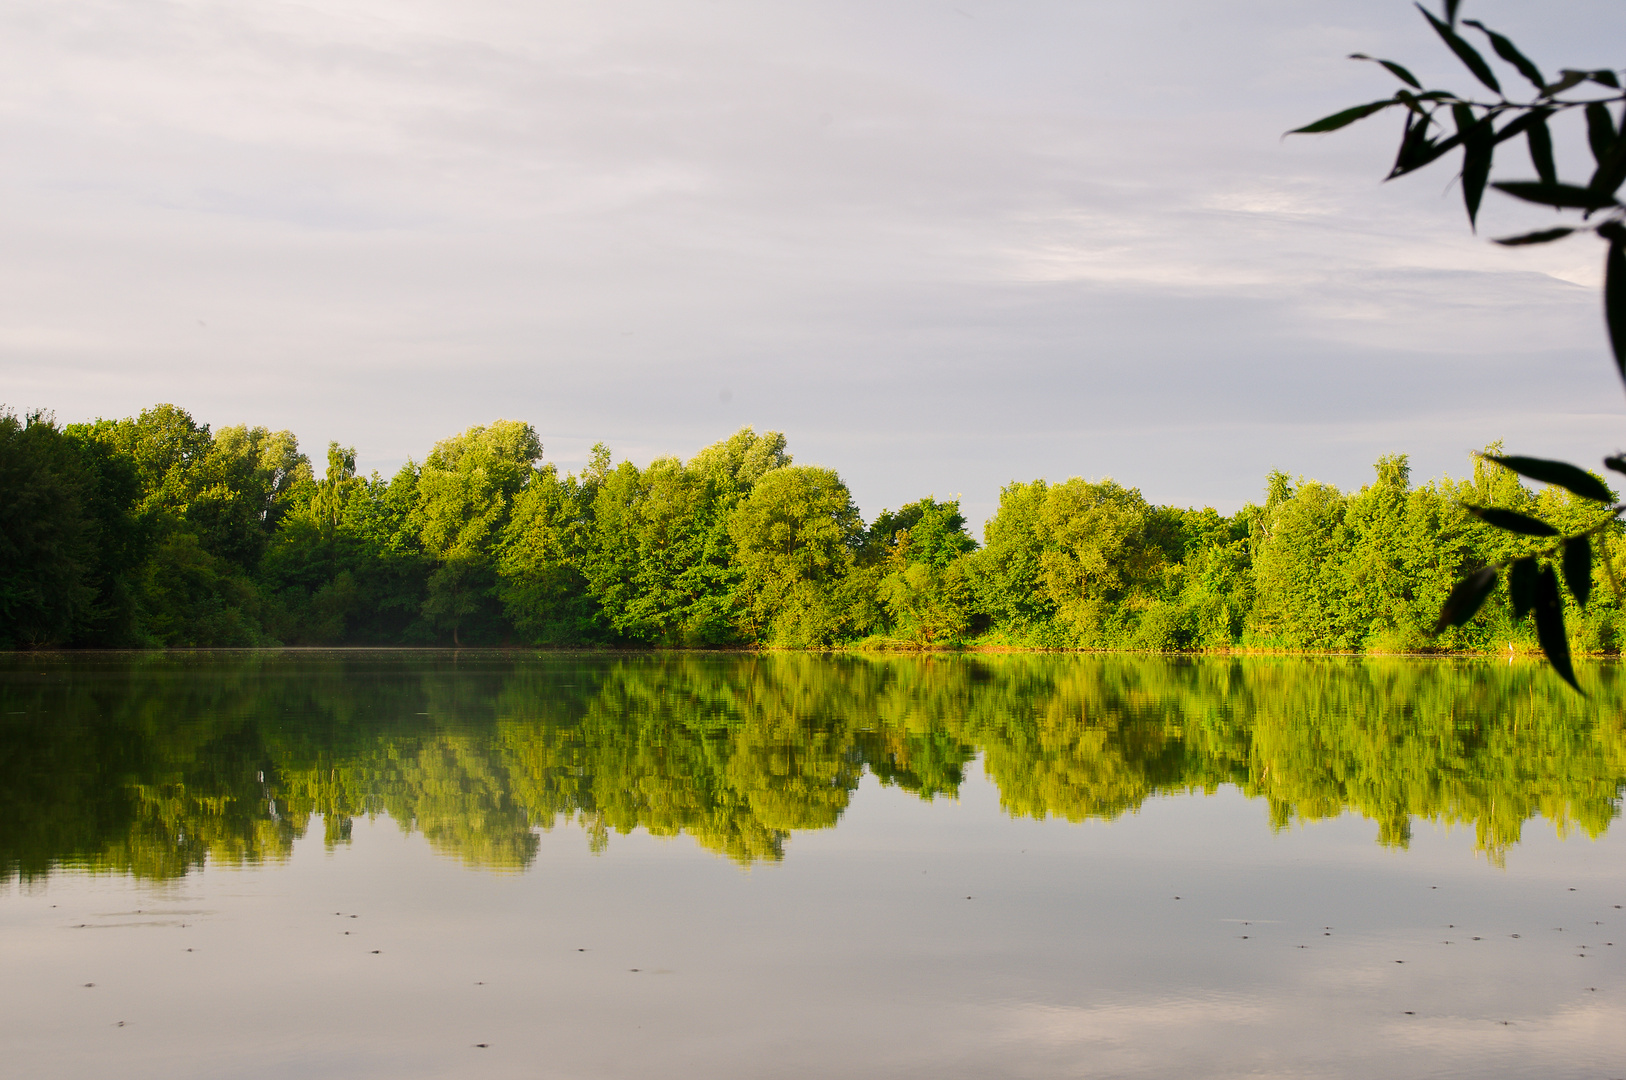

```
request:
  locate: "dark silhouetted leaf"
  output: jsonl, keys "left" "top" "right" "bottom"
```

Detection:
{"left": 1465, "top": 505, "right": 1560, "bottom": 536}
{"left": 1484, "top": 454, "right": 1614, "bottom": 502}
{"left": 1462, "top": 148, "right": 1491, "bottom": 227}
{"left": 1533, "top": 564, "right": 1581, "bottom": 691}
{"left": 1418, "top": 4, "right": 1500, "bottom": 94}
{"left": 1433, "top": 566, "right": 1498, "bottom": 632}
{"left": 1607, "top": 233, "right": 1626, "bottom": 386}
{"left": 1493, "top": 109, "right": 1541, "bottom": 146}
{"left": 1443, "top": 0, "right": 1460, "bottom": 28}
{"left": 1290, "top": 100, "right": 1399, "bottom": 135}
{"left": 1587, "top": 103, "right": 1616, "bottom": 166}
{"left": 1491, "top": 181, "right": 1618, "bottom": 210}
{"left": 1493, "top": 227, "right": 1576, "bottom": 246}
{"left": 1590, "top": 70, "right": 1622, "bottom": 89}
{"left": 1462, "top": 20, "right": 1544, "bottom": 89}
{"left": 1455, "top": 105, "right": 1493, "bottom": 228}
{"left": 1563, "top": 536, "right": 1593, "bottom": 608}
{"left": 1526, "top": 113, "right": 1556, "bottom": 184}
{"left": 1541, "top": 70, "right": 1588, "bottom": 97}
{"left": 1350, "top": 53, "right": 1422, "bottom": 89}
{"left": 1389, "top": 114, "right": 1463, "bottom": 180}
{"left": 1509, "top": 557, "right": 1538, "bottom": 619}
{"left": 1589, "top": 138, "right": 1626, "bottom": 200}
{"left": 1605, "top": 453, "right": 1626, "bottom": 475}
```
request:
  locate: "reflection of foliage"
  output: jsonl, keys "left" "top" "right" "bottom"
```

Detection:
{"left": 2, "top": 652, "right": 1622, "bottom": 880}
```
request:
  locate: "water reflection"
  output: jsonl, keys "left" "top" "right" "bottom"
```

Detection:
{"left": 2, "top": 652, "right": 1622, "bottom": 879}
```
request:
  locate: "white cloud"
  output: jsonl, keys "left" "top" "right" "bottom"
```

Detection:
{"left": 3, "top": 0, "right": 1625, "bottom": 525}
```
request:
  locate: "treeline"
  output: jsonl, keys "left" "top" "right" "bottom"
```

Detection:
{"left": 3, "top": 652, "right": 1620, "bottom": 878}
{"left": 3, "top": 404, "right": 1623, "bottom": 651}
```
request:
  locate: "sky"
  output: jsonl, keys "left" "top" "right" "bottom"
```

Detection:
{"left": 3, "top": 0, "right": 1626, "bottom": 529}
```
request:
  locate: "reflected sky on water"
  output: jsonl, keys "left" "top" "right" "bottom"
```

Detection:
{"left": 2, "top": 652, "right": 1624, "bottom": 1078}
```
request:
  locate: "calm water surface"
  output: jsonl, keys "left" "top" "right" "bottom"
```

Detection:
{"left": 2, "top": 651, "right": 1624, "bottom": 1079}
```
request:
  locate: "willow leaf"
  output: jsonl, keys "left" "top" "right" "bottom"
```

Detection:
{"left": 1433, "top": 566, "right": 1498, "bottom": 632}
{"left": 1465, "top": 506, "right": 1560, "bottom": 536}
{"left": 1483, "top": 454, "right": 1613, "bottom": 502}
{"left": 1533, "top": 565, "right": 1581, "bottom": 691}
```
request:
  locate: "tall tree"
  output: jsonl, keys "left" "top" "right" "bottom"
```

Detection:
{"left": 872, "top": 498, "right": 978, "bottom": 645}
{"left": 411, "top": 420, "right": 542, "bottom": 644}
{"left": 728, "top": 465, "right": 864, "bottom": 646}
{"left": 0, "top": 411, "right": 94, "bottom": 647}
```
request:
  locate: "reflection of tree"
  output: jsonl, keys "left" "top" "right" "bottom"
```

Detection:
{"left": 2, "top": 652, "right": 1622, "bottom": 880}
{"left": 969, "top": 659, "right": 1196, "bottom": 822}
{"left": 1230, "top": 660, "right": 1626, "bottom": 863}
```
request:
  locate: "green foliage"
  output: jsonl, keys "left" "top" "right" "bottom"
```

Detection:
{"left": 1169, "top": 506, "right": 1256, "bottom": 648}
{"left": 729, "top": 465, "right": 864, "bottom": 646}
{"left": 497, "top": 462, "right": 605, "bottom": 645}
{"left": 878, "top": 557, "right": 974, "bottom": 646}
{"left": 0, "top": 411, "right": 96, "bottom": 646}
{"left": 413, "top": 420, "right": 541, "bottom": 560}
{"left": 870, "top": 498, "right": 978, "bottom": 645}
{"left": 868, "top": 497, "right": 976, "bottom": 567}
{"left": 970, "top": 477, "right": 1188, "bottom": 648}
{"left": 561, "top": 428, "right": 792, "bottom": 645}
{"left": 8, "top": 401, "right": 1626, "bottom": 656}
{"left": 1248, "top": 476, "right": 1351, "bottom": 647}
{"left": 404, "top": 420, "right": 543, "bottom": 645}
{"left": 971, "top": 480, "right": 1060, "bottom": 638}
{"left": 59, "top": 426, "right": 146, "bottom": 645}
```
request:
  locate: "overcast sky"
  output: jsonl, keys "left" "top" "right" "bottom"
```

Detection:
{"left": 4, "top": 0, "right": 1625, "bottom": 527}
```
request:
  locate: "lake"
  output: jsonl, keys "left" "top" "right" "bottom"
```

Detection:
{"left": 2, "top": 651, "right": 1623, "bottom": 1079}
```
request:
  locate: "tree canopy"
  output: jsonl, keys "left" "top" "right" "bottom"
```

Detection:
{"left": 4, "top": 403, "right": 1622, "bottom": 655}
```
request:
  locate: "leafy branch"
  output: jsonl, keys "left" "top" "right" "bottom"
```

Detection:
{"left": 1435, "top": 454, "right": 1623, "bottom": 690}
{"left": 1292, "top": 1, "right": 1626, "bottom": 688}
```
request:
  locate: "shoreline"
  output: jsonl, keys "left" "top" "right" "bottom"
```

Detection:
{"left": 3, "top": 644, "right": 1614, "bottom": 661}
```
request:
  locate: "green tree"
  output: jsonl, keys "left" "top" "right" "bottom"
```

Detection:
{"left": 81, "top": 406, "right": 309, "bottom": 574}
{"left": 728, "top": 465, "right": 864, "bottom": 645}
{"left": 413, "top": 420, "right": 542, "bottom": 560}
{"left": 569, "top": 430, "right": 799, "bottom": 645}
{"left": 872, "top": 498, "right": 978, "bottom": 645}
{"left": 138, "top": 531, "right": 265, "bottom": 646}
{"left": 410, "top": 420, "right": 542, "bottom": 644}
{"left": 1036, "top": 478, "right": 1179, "bottom": 647}
{"left": 260, "top": 447, "right": 434, "bottom": 645}
{"left": 60, "top": 405, "right": 308, "bottom": 646}
{"left": 59, "top": 424, "right": 146, "bottom": 645}
{"left": 1164, "top": 506, "right": 1256, "bottom": 649}
{"left": 583, "top": 456, "right": 714, "bottom": 642}
{"left": 970, "top": 480, "right": 1061, "bottom": 641}
{"left": 868, "top": 497, "right": 976, "bottom": 567}
{"left": 497, "top": 457, "right": 606, "bottom": 644}
{"left": 309, "top": 442, "right": 364, "bottom": 531}
{"left": 1248, "top": 474, "right": 1352, "bottom": 648}
{"left": 0, "top": 411, "right": 95, "bottom": 646}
